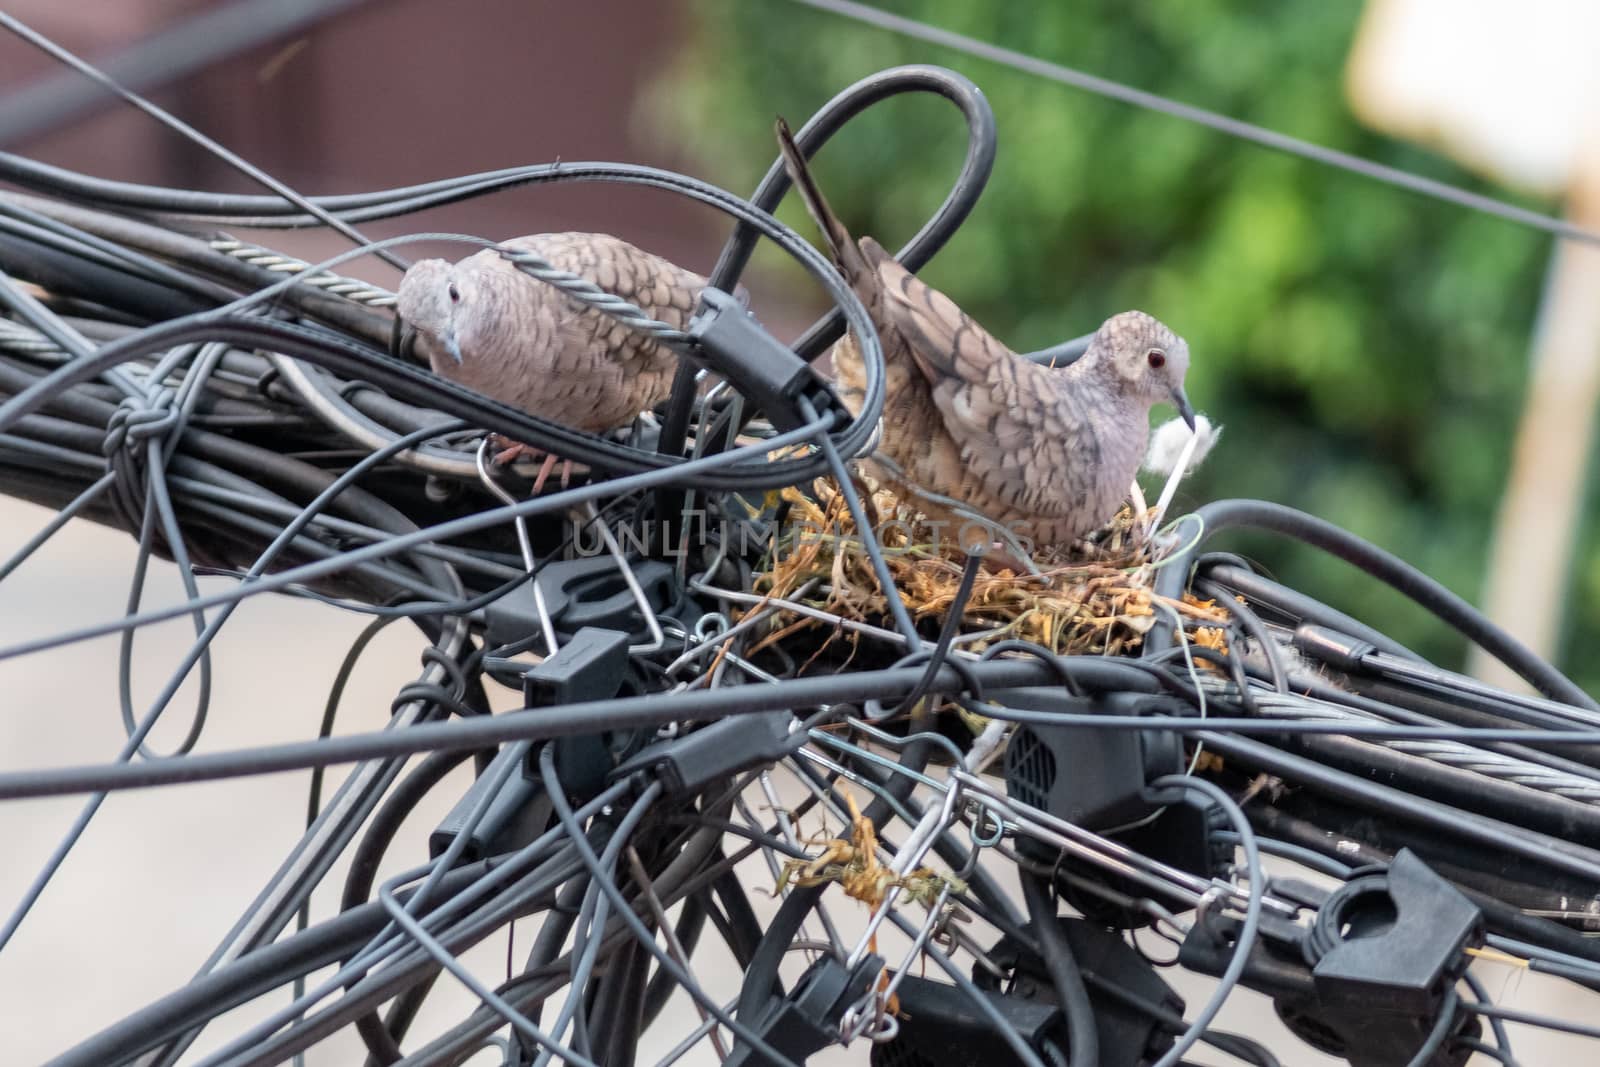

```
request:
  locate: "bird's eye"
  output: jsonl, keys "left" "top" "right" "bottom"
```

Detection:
{"left": 1146, "top": 349, "right": 1166, "bottom": 369}
{"left": 447, "top": 283, "right": 461, "bottom": 304}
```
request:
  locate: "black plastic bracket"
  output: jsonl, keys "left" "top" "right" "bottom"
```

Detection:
{"left": 964, "top": 917, "right": 1183, "bottom": 1067}
{"left": 432, "top": 629, "right": 634, "bottom": 857}
{"left": 484, "top": 555, "right": 676, "bottom": 651}
{"left": 428, "top": 743, "right": 549, "bottom": 863}
{"left": 521, "top": 627, "right": 635, "bottom": 798}
{"left": 998, "top": 689, "right": 1184, "bottom": 831}
{"left": 870, "top": 975, "right": 1062, "bottom": 1067}
{"left": 726, "top": 952, "right": 883, "bottom": 1067}
{"left": 610, "top": 710, "right": 797, "bottom": 796}
{"left": 1230, "top": 849, "right": 1485, "bottom": 1067}
{"left": 688, "top": 286, "right": 850, "bottom": 434}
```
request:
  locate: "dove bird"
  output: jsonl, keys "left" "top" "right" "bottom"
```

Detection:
{"left": 396, "top": 232, "right": 709, "bottom": 491}
{"left": 775, "top": 118, "right": 1195, "bottom": 555}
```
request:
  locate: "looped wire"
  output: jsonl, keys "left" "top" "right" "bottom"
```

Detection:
{"left": 102, "top": 386, "right": 180, "bottom": 540}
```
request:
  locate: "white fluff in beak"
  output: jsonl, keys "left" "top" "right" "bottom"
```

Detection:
{"left": 1144, "top": 413, "right": 1221, "bottom": 478}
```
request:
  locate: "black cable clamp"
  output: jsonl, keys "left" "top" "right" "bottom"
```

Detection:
{"left": 1000, "top": 689, "right": 1186, "bottom": 833}
{"left": 688, "top": 286, "right": 853, "bottom": 435}
{"left": 610, "top": 709, "right": 798, "bottom": 797}
{"left": 1241, "top": 849, "right": 1484, "bottom": 1067}
{"left": 870, "top": 974, "right": 1063, "bottom": 1067}
{"left": 1000, "top": 690, "right": 1234, "bottom": 923}
{"left": 427, "top": 743, "right": 548, "bottom": 864}
{"left": 519, "top": 626, "right": 641, "bottom": 801}
{"left": 959, "top": 918, "right": 1184, "bottom": 1067}
{"left": 432, "top": 626, "right": 635, "bottom": 854}
{"left": 484, "top": 555, "right": 677, "bottom": 651}
{"left": 725, "top": 951, "right": 884, "bottom": 1067}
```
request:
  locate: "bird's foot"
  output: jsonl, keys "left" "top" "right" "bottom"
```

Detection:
{"left": 529, "top": 455, "right": 577, "bottom": 496}
{"left": 484, "top": 436, "right": 574, "bottom": 495}
{"left": 487, "top": 434, "right": 543, "bottom": 469}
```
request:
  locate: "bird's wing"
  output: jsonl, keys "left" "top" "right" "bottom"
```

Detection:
{"left": 873, "top": 250, "right": 1094, "bottom": 517}
{"left": 506, "top": 232, "right": 704, "bottom": 372}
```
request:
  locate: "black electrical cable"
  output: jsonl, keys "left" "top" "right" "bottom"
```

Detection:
{"left": 1155, "top": 502, "right": 1595, "bottom": 709}
{"left": 203, "top": 804, "right": 611, "bottom": 1067}
{"left": 1202, "top": 729, "right": 1600, "bottom": 885}
{"left": 0, "top": 230, "right": 211, "bottom": 322}
{"left": 1467, "top": 1001, "right": 1600, "bottom": 1041}
{"left": 434, "top": 841, "right": 765, "bottom": 1067}
{"left": 0, "top": 409, "right": 843, "bottom": 670}
{"left": 1216, "top": 830, "right": 1353, "bottom": 880}
{"left": 1294, "top": 675, "right": 1600, "bottom": 788}
{"left": 638, "top": 891, "right": 709, "bottom": 1028}
{"left": 1147, "top": 642, "right": 1248, "bottom": 699}
{"left": 1198, "top": 557, "right": 1427, "bottom": 663}
{"left": 1194, "top": 576, "right": 1288, "bottom": 693}
{"left": 338, "top": 748, "right": 479, "bottom": 1065}
{"left": 1330, "top": 672, "right": 1600, "bottom": 769}
{"left": 597, "top": 937, "right": 650, "bottom": 1067}
{"left": 1, "top": 190, "right": 394, "bottom": 341}
{"left": 875, "top": 550, "right": 983, "bottom": 718}
{"left": 501, "top": 875, "right": 588, "bottom": 1067}
{"left": 0, "top": 198, "right": 235, "bottom": 301}
{"left": 43, "top": 858, "right": 556, "bottom": 1067}
{"left": 0, "top": 657, "right": 1169, "bottom": 798}
{"left": 786, "top": 0, "right": 1600, "bottom": 250}
{"left": 1281, "top": 730, "right": 1600, "bottom": 848}
{"left": 1404, "top": 988, "right": 1461, "bottom": 1067}
{"left": 294, "top": 609, "right": 405, "bottom": 1052}
{"left": 0, "top": 8, "right": 409, "bottom": 272}
{"left": 1019, "top": 873, "right": 1099, "bottom": 1067}
{"left": 538, "top": 748, "right": 802, "bottom": 1067}
{"left": 654, "top": 64, "right": 995, "bottom": 533}
{"left": 1453, "top": 1036, "right": 1522, "bottom": 1067}
{"left": 0, "top": 0, "right": 373, "bottom": 147}
{"left": 1461, "top": 970, "right": 1516, "bottom": 1067}
{"left": 708, "top": 64, "right": 995, "bottom": 361}
{"left": 710, "top": 860, "right": 770, "bottom": 967}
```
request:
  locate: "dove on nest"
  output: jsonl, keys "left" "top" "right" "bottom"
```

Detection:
{"left": 775, "top": 118, "right": 1195, "bottom": 557}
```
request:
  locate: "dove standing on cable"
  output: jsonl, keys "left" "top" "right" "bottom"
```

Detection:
{"left": 396, "top": 231, "right": 712, "bottom": 492}
{"left": 775, "top": 118, "right": 1196, "bottom": 556}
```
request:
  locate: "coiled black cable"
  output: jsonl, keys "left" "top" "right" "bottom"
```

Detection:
{"left": 1152, "top": 502, "right": 1595, "bottom": 709}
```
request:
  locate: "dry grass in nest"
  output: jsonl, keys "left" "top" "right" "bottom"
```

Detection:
{"left": 749, "top": 478, "right": 1228, "bottom": 661}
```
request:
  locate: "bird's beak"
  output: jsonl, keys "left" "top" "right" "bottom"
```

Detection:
{"left": 443, "top": 327, "right": 464, "bottom": 365}
{"left": 1171, "top": 386, "right": 1196, "bottom": 431}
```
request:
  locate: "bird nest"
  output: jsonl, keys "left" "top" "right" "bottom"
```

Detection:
{"left": 749, "top": 478, "right": 1227, "bottom": 662}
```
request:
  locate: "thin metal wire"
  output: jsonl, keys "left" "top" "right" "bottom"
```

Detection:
{"left": 787, "top": 0, "right": 1600, "bottom": 249}
{"left": 208, "top": 237, "right": 397, "bottom": 306}
{"left": 497, "top": 246, "right": 691, "bottom": 345}
{"left": 0, "top": 11, "right": 410, "bottom": 272}
{"left": 625, "top": 848, "right": 731, "bottom": 1061}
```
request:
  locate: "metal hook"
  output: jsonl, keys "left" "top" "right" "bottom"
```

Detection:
{"left": 578, "top": 499, "right": 666, "bottom": 654}
{"left": 476, "top": 438, "right": 557, "bottom": 656}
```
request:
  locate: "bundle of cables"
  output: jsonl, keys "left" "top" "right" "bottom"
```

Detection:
{"left": 5, "top": 31, "right": 1600, "bottom": 1067}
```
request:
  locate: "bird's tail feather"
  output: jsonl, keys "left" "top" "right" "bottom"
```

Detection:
{"left": 775, "top": 116, "right": 870, "bottom": 281}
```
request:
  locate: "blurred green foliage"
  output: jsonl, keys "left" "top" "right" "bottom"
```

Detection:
{"left": 647, "top": 1, "right": 1587, "bottom": 680}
